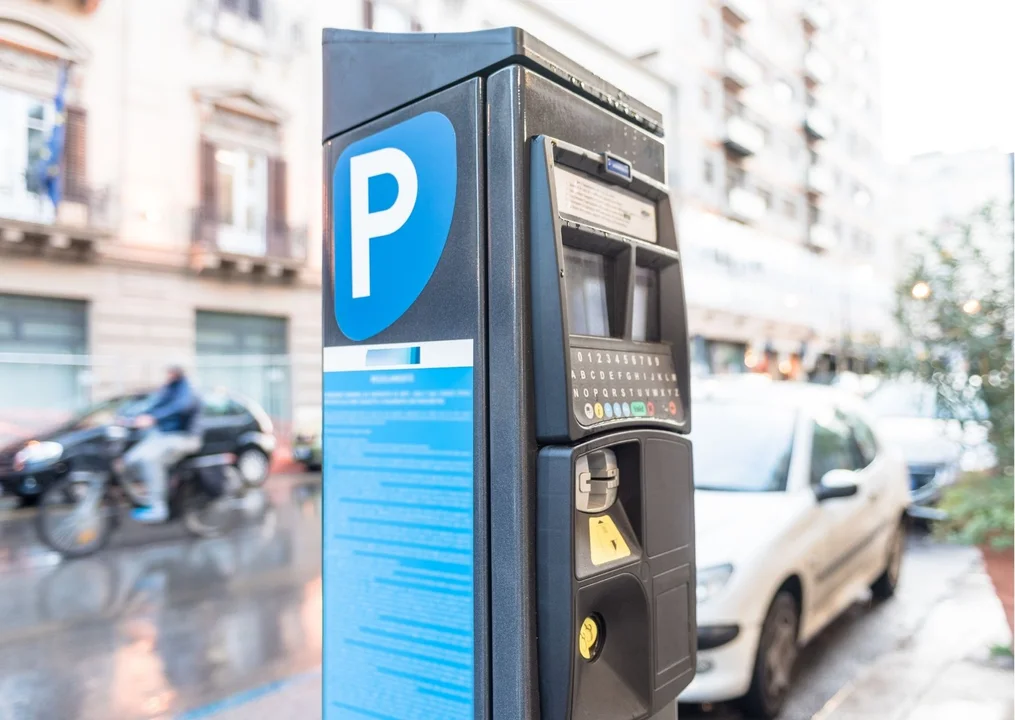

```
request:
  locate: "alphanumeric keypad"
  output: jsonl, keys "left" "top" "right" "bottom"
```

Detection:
{"left": 570, "top": 347, "right": 683, "bottom": 426}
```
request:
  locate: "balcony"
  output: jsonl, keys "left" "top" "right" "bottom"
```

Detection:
{"left": 191, "top": 208, "right": 307, "bottom": 280}
{"left": 724, "top": 114, "right": 766, "bottom": 156}
{"left": 804, "top": 49, "right": 833, "bottom": 85}
{"left": 802, "top": 3, "right": 832, "bottom": 32}
{"left": 807, "top": 164, "right": 834, "bottom": 195}
{"left": 0, "top": 186, "right": 115, "bottom": 257}
{"left": 728, "top": 186, "right": 767, "bottom": 223}
{"left": 724, "top": 45, "right": 764, "bottom": 90}
{"left": 808, "top": 223, "right": 838, "bottom": 251}
{"left": 722, "top": 0, "right": 759, "bottom": 25}
{"left": 804, "top": 107, "right": 834, "bottom": 140}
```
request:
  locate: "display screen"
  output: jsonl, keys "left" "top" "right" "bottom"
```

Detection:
{"left": 631, "top": 266, "right": 659, "bottom": 342}
{"left": 564, "top": 247, "right": 611, "bottom": 337}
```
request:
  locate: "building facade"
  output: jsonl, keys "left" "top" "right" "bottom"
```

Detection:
{"left": 0, "top": 0, "right": 372, "bottom": 440}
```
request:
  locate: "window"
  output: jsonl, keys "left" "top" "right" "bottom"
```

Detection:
{"left": 810, "top": 409, "right": 856, "bottom": 484}
{"left": 203, "top": 391, "right": 247, "bottom": 417}
{"left": 701, "top": 14, "right": 711, "bottom": 37}
{"left": 847, "top": 413, "right": 879, "bottom": 468}
{"left": 214, "top": 147, "right": 268, "bottom": 252}
{"left": 702, "top": 85, "right": 712, "bottom": 110}
{"left": 758, "top": 187, "right": 773, "bottom": 210}
{"left": 220, "top": 0, "right": 262, "bottom": 22}
{"left": 0, "top": 87, "right": 56, "bottom": 223}
{"left": 783, "top": 198, "right": 797, "bottom": 219}
{"left": 0, "top": 294, "right": 88, "bottom": 414}
{"left": 703, "top": 157, "right": 715, "bottom": 185}
{"left": 692, "top": 402, "right": 797, "bottom": 492}
{"left": 195, "top": 311, "right": 290, "bottom": 420}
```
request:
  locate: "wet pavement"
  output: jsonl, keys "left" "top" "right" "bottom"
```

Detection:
{"left": 0, "top": 473, "right": 323, "bottom": 720}
{"left": 0, "top": 477, "right": 996, "bottom": 720}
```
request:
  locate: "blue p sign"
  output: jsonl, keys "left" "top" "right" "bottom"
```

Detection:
{"left": 333, "top": 111, "right": 457, "bottom": 341}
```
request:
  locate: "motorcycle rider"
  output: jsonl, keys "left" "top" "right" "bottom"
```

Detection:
{"left": 125, "top": 364, "right": 203, "bottom": 523}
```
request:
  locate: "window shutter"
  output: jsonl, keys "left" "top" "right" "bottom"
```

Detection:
{"left": 363, "top": 0, "right": 374, "bottom": 29}
{"left": 199, "top": 139, "right": 218, "bottom": 246}
{"left": 267, "top": 157, "right": 287, "bottom": 257}
{"left": 63, "top": 107, "right": 88, "bottom": 203}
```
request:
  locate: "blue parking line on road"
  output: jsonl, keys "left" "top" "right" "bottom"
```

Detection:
{"left": 174, "top": 670, "right": 319, "bottom": 720}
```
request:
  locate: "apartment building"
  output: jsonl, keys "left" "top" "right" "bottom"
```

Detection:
{"left": 426, "top": 0, "right": 896, "bottom": 377}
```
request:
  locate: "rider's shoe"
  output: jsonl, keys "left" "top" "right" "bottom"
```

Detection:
{"left": 131, "top": 503, "right": 168, "bottom": 524}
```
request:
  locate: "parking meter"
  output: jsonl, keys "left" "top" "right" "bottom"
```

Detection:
{"left": 322, "top": 28, "right": 695, "bottom": 720}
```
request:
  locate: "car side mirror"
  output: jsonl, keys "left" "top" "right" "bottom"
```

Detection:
{"left": 815, "top": 468, "right": 859, "bottom": 502}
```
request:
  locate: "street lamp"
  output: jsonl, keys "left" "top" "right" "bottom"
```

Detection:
{"left": 962, "top": 299, "right": 981, "bottom": 315}
{"left": 911, "top": 281, "right": 931, "bottom": 300}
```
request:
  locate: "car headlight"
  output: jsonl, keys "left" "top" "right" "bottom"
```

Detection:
{"left": 697, "top": 564, "right": 734, "bottom": 604}
{"left": 13, "top": 441, "right": 63, "bottom": 468}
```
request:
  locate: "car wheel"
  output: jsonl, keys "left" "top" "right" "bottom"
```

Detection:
{"left": 236, "top": 447, "right": 270, "bottom": 487}
{"left": 871, "top": 520, "right": 906, "bottom": 601}
{"left": 740, "top": 590, "right": 799, "bottom": 720}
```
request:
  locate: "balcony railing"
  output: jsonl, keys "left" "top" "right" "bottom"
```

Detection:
{"left": 724, "top": 114, "right": 766, "bottom": 156}
{"left": 0, "top": 185, "right": 115, "bottom": 251}
{"left": 807, "top": 164, "right": 834, "bottom": 195}
{"left": 804, "top": 107, "right": 834, "bottom": 140}
{"left": 191, "top": 207, "right": 307, "bottom": 277}
{"left": 802, "top": 3, "right": 832, "bottom": 32}
{"left": 724, "top": 45, "right": 764, "bottom": 89}
{"left": 722, "top": 0, "right": 759, "bottom": 25}
{"left": 727, "top": 186, "right": 767, "bottom": 223}
{"left": 804, "top": 49, "right": 833, "bottom": 85}
{"left": 808, "top": 223, "right": 838, "bottom": 250}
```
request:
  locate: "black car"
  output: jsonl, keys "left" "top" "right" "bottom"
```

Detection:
{"left": 0, "top": 389, "right": 276, "bottom": 504}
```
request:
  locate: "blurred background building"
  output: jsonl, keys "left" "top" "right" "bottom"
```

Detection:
{"left": 893, "top": 148, "right": 1015, "bottom": 244}
{"left": 0, "top": 0, "right": 896, "bottom": 444}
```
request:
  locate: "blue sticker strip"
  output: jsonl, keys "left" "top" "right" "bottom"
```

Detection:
{"left": 323, "top": 356, "right": 474, "bottom": 720}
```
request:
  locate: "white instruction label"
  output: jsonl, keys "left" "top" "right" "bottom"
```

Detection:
{"left": 553, "top": 166, "right": 658, "bottom": 243}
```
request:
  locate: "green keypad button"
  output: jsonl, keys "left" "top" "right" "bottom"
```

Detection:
{"left": 631, "top": 402, "right": 647, "bottom": 416}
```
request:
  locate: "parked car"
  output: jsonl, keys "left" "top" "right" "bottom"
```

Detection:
{"left": 0, "top": 388, "right": 275, "bottom": 504}
{"left": 680, "top": 377, "right": 910, "bottom": 719}
{"left": 866, "top": 378, "right": 993, "bottom": 521}
{"left": 291, "top": 405, "right": 322, "bottom": 471}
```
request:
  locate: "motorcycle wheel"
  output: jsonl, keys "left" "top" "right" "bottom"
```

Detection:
{"left": 180, "top": 475, "right": 237, "bottom": 539}
{"left": 36, "top": 473, "right": 115, "bottom": 559}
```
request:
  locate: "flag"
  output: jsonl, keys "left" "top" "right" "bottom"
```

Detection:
{"left": 29, "top": 62, "right": 69, "bottom": 209}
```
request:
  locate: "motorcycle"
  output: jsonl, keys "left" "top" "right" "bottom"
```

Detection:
{"left": 35, "top": 422, "right": 243, "bottom": 559}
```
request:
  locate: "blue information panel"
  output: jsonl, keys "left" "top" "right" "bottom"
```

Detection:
{"left": 323, "top": 341, "right": 474, "bottom": 720}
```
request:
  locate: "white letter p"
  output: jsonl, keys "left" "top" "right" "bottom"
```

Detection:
{"left": 349, "top": 148, "right": 418, "bottom": 299}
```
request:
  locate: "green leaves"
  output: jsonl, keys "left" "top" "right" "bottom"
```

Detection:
{"left": 935, "top": 471, "right": 1014, "bottom": 550}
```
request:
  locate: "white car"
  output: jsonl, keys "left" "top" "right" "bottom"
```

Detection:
{"left": 680, "top": 378, "right": 910, "bottom": 718}
{"left": 865, "top": 378, "right": 993, "bottom": 521}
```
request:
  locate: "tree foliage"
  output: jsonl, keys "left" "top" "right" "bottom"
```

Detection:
{"left": 892, "top": 202, "right": 1015, "bottom": 472}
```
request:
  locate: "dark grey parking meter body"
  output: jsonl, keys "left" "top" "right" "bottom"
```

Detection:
{"left": 322, "top": 27, "right": 696, "bottom": 720}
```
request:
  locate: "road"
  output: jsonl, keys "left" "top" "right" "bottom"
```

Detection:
{"left": 0, "top": 474, "right": 980, "bottom": 720}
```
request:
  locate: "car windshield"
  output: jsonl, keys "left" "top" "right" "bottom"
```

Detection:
{"left": 69, "top": 394, "right": 153, "bottom": 430}
{"left": 866, "top": 381, "right": 938, "bottom": 419}
{"left": 692, "top": 401, "right": 797, "bottom": 492}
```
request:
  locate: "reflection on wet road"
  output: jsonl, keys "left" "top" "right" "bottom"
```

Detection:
{"left": 0, "top": 475, "right": 323, "bottom": 720}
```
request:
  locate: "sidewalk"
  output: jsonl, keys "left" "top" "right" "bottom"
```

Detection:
{"left": 814, "top": 557, "right": 1014, "bottom": 720}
